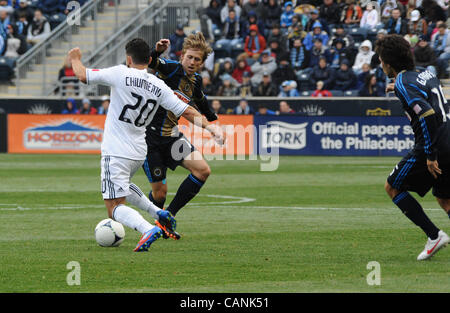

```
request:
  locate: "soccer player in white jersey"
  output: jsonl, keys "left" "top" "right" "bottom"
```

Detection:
{"left": 68, "top": 38, "right": 224, "bottom": 252}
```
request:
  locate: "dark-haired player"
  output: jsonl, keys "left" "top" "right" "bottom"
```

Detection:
{"left": 68, "top": 38, "right": 223, "bottom": 251}
{"left": 141, "top": 32, "right": 219, "bottom": 234}
{"left": 376, "top": 34, "right": 450, "bottom": 260}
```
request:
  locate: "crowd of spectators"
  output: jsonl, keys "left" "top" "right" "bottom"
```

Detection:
{"left": 195, "top": 0, "right": 449, "bottom": 98}
{"left": 0, "top": 0, "right": 87, "bottom": 83}
{"left": 61, "top": 94, "right": 110, "bottom": 114}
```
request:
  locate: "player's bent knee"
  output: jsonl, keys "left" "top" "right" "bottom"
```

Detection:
{"left": 384, "top": 181, "right": 399, "bottom": 199}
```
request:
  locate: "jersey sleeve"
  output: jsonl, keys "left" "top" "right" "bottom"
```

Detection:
{"left": 396, "top": 76, "right": 440, "bottom": 160}
{"left": 158, "top": 83, "right": 189, "bottom": 117}
{"left": 192, "top": 75, "right": 218, "bottom": 122}
{"left": 149, "top": 49, "right": 180, "bottom": 77}
{"left": 86, "top": 65, "right": 122, "bottom": 87}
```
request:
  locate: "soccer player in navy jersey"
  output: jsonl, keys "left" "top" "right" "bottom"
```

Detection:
{"left": 376, "top": 34, "right": 450, "bottom": 260}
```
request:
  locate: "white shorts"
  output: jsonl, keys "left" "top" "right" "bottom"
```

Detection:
{"left": 100, "top": 156, "right": 144, "bottom": 200}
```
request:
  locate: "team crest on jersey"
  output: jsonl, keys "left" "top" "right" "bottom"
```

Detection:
{"left": 174, "top": 90, "right": 191, "bottom": 104}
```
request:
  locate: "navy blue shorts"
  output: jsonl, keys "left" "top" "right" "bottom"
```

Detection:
{"left": 143, "top": 132, "right": 196, "bottom": 183}
{"left": 387, "top": 150, "right": 450, "bottom": 198}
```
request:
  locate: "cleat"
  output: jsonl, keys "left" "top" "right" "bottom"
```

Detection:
{"left": 133, "top": 226, "right": 163, "bottom": 252}
{"left": 155, "top": 220, "right": 181, "bottom": 240}
{"left": 417, "top": 230, "right": 450, "bottom": 260}
{"left": 156, "top": 209, "right": 180, "bottom": 240}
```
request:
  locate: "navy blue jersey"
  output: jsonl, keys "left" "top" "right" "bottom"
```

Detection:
{"left": 394, "top": 69, "right": 450, "bottom": 160}
{"left": 145, "top": 50, "right": 217, "bottom": 138}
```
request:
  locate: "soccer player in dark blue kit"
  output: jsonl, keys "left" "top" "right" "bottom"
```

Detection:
{"left": 376, "top": 35, "right": 450, "bottom": 260}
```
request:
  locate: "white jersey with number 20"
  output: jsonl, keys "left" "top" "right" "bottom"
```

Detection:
{"left": 86, "top": 65, "right": 188, "bottom": 160}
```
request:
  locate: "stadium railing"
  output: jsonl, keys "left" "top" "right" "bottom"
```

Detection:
{"left": 14, "top": 0, "right": 141, "bottom": 96}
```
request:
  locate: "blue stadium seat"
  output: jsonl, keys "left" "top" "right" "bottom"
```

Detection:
{"left": 297, "top": 73, "right": 313, "bottom": 91}
{"left": 349, "top": 27, "right": 367, "bottom": 43}
{"left": 329, "top": 90, "right": 343, "bottom": 96}
{"left": 301, "top": 90, "right": 312, "bottom": 96}
{"left": 213, "top": 41, "right": 230, "bottom": 59}
{"left": 344, "top": 90, "right": 359, "bottom": 96}
{"left": 230, "top": 41, "right": 244, "bottom": 59}
{"left": 0, "top": 57, "right": 14, "bottom": 82}
{"left": 367, "top": 28, "right": 378, "bottom": 43}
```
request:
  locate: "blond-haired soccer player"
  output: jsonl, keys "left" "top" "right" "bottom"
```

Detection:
{"left": 68, "top": 38, "right": 223, "bottom": 251}
{"left": 139, "top": 32, "right": 219, "bottom": 233}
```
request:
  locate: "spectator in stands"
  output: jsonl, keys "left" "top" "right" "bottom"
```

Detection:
{"left": 358, "top": 74, "right": 385, "bottom": 96}
{"left": 0, "top": 30, "right": 4, "bottom": 55}
{"left": 311, "top": 56, "right": 335, "bottom": 90}
{"left": 0, "top": 0, "right": 13, "bottom": 14}
{"left": 385, "top": 8, "right": 408, "bottom": 35}
{"left": 231, "top": 58, "right": 251, "bottom": 84}
{"left": 98, "top": 95, "right": 110, "bottom": 115}
{"left": 303, "top": 21, "right": 329, "bottom": 51}
{"left": 406, "top": 9, "right": 427, "bottom": 39}
{"left": 61, "top": 98, "right": 79, "bottom": 114}
{"left": 27, "top": 9, "right": 51, "bottom": 45}
{"left": 356, "top": 63, "right": 371, "bottom": 89}
{"left": 256, "top": 104, "right": 277, "bottom": 115}
{"left": 237, "top": 71, "right": 254, "bottom": 97}
{"left": 421, "top": 0, "right": 447, "bottom": 24}
{"left": 217, "top": 73, "right": 238, "bottom": 96}
{"left": 326, "top": 38, "right": 351, "bottom": 69}
{"left": 4, "top": 24, "right": 21, "bottom": 58}
{"left": 57, "top": 56, "right": 79, "bottom": 96}
{"left": 0, "top": 8, "right": 10, "bottom": 40}
{"left": 14, "top": 0, "right": 35, "bottom": 25}
{"left": 278, "top": 100, "right": 296, "bottom": 113}
{"left": 431, "top": 23, "right": 450, "bottom": 64}
{"left": 169, "top": 24, "right": 186, "bottom": 60}
{"left": 360, "top": 2, "right": 380, "bottom": 29}
{"left": 414, "top": 36, "right": 439, "bottom": 76}
{"left": 211, "top": 99, "right": 227, "bottom": 114}
{"left": 305, "top": 9, "right": 329, "bottom": 34}
{"left": 271, "top": 52, "right": 297, "bottom": 88}
{"left": 264, "top": 0, "right": 282, "bottom": 31}
{"left": 278, "top": 80, "right": 299, "bottom": 97}
{"left": 250, "top": 50, "right": 277, "bottom": 87}
{"left": 214, "top": 57, "right": 234, "bottom": 84}
{"left": 334, "top": 59, "right": 357, "bottom": 91}
{"left": 233, "top": 98, "right": 254, "bottom": 114}
{"left": 281, "top": 2, "right": 295, "bottom": 32}
{"left": 221, "top": 0, "right": 241, "bottom": 25}
{"left": 327, "top": 24, "right": 355, "bottom": 50}
{"left": 308, "top": 38, "right": 327, "bottom": 68}
{"left": 267, "top": 23, "right": 287, "bottom": 51}
{"left": 341, "top": 0, "right": 362, "bottom": 27}
{"left": 202, "top": 71, "right": 216, "bottom": 96}
{"left": 254, "top": 72, "right": 278, "bottom": 96}
{"left": 287, "top": 22, "right": 307, "bottom": 49}
{"left": 216, "top": 8, "right": 241, "bottom": 54}
{"left": 242, "top": 24, "right": 266, "bottom": 61}
{"left": 241, "top": 0, "right": 266, "bottom": 22}
{"left": 290, "top": 38, "right": 309, "bottom": 75}
{"left": 352, "top": 40, "right": 375, "bottom": 74}
{"left": 14, "top": 11, "right": 30, "bottom": 38}
{"left": 79, "top": 98, "right": 97, "bottom": 115}
{"left": 240, "top": 11, "right": 265, "bottom": 40}
{"left": 205, "top": 0, "right": 223, "bottom": 33}
{"left": 319, "top": 0, "right": 341, "bottom": 26}
{"left": 311, "top": 80, "right": 333, "bottom": 97}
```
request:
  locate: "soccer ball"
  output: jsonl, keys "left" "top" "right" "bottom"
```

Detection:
{"left": 95, "top": 218, "right": 125, "bottom": 247}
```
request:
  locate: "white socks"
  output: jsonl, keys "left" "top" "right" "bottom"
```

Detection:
{"left": 112, "top": 204, "right": 153, "bottom": 234}
{"left": 126, "top": 183, "right": 161, "bottom": 219}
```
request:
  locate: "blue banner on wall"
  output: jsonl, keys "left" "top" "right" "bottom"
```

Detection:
{"left": 254, "top": 115, "right": 415, "bottom": 156}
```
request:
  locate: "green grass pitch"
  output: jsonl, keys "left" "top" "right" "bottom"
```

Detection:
{"left": 0, "top": 154, "right": 449, "bottom": 292}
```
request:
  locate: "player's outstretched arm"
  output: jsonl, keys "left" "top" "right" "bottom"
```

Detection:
{"left": 68, "top": 47, "right": 87, "bottom": 83}
{"left": 182, "top": 106, "right": 224, "bottom": 145}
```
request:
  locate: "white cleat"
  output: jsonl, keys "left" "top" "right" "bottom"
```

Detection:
{"left": 417, "top": 230, "right": 450, "bottom": 261}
